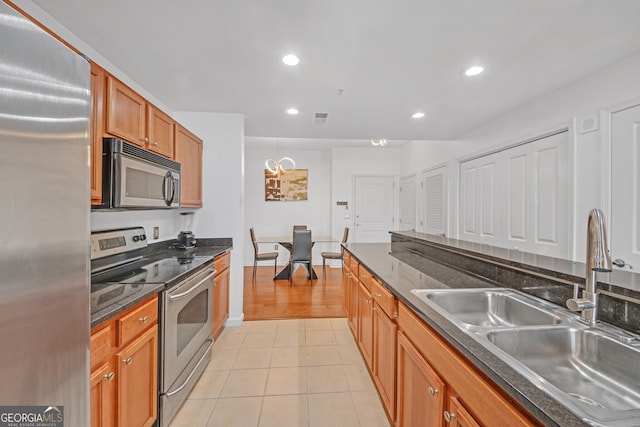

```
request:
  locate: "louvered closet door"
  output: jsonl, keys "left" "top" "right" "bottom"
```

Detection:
{"left": 421, "top": 166, "right": 448, "bottom": 236}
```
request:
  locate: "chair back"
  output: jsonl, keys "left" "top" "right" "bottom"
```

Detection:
{"left": 291, "top": 229, "right": 312, "bottom": 262}
{"left": 249, "top": 227, "right": 259, "bottom": 255}
{"left": 341, "top": 227, "right": 349, "bottom": 244}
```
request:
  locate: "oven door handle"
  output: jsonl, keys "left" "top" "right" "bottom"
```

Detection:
{"left": 168, "top": 269, "right": 216, "bottom": 301}
{"left": 165, "top": 339, "right": 214, "bottom": 397}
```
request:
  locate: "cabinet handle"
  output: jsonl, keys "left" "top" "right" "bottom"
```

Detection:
{"left": 152, "top": 141, "right": 158, "bottom": 146}
{"left": 444, "top": 411, "right": 456, "bottom": 423}
{"left": 371, "top": 306, "right": 376, "bottom": 312}
{"left": 122, "top": 357, "right": 133, "bottom": 365}
{"left": 428, "top": 386, "right": 439, "bottom": 396}
{"left": 140, "top": 137, "right": 149, "bottom": 143}
{"left": 139, "top": 316, "right": 149, "bottom": 324}
{"left": 375, "top": 293, "right": 382, "bottom": 298}
{"left": 103, "top": 372, "right": 115, "bottom": 381}
{"left": 366, "top": 299, "right": 371, "bottom": 304}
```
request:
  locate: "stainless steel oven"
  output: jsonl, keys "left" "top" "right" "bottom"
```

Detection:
{"left": 96, "top": 137, "right": 181, "bottom": 209}
{"left": 159, "top": 264, "right": 215, "bottom": 427}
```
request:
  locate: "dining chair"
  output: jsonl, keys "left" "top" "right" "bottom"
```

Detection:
{"left": 249, "top": 227, "right": 279, "bottom": 283}
{"left": 289, "top": 229, "right": 313, "bottom": 287}
{"left": 321, "top": 227, "right": 349, "bottom": 280}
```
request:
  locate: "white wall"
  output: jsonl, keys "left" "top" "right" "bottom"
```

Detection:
{"left": 174, "top": 112, "right": 245, "bottom": 325}
{"left": 244, "top": 148, "right": 333, "bottom": 265}
{"left": 401, "top": 140, "right": 479, "bottom": 176}
{"left": 331, "top": 147, "right": 403, "bottom": 243}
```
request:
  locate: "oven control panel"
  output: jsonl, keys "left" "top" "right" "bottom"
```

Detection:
{"left": 91, "top": 227, "right": 148, "bottom": 260}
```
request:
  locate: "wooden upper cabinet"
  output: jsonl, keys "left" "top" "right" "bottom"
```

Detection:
{"left": 90, "top": 62, "right": 107, "bottom": 205}
{"left": 147, "top": 106, "right": 174, "bottom": 158}
{"left": 106, "top": 76, "right": 146, "bottom": 146}
{"left": 174, "top": 123, "right": 203, "bottom": 208}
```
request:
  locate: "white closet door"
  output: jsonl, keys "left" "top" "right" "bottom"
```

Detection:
{"left": 421, "top": 166, "right": 448, "bottom": 236}
{"left": 399, "top": 174, "right": 417, "bottom": 231}
{"left": 611, "top": 104, "right": 640, "bottom": 268}
{"left": 459, "top": 130, "right": 570, "bottom": 258}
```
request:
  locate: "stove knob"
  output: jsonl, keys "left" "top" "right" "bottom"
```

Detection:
{"left": 132, "top": 235, "right": 140, "bottom": 242}
{"left": 140, "top": 234, "right": 146, "bottom": 241}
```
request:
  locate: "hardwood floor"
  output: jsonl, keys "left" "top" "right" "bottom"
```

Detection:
{"left": 243, "top": 264, "right": 346, "bottom": 320}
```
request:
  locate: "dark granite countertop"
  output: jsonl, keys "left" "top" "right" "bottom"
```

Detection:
{"left": 90, "top": 238, "right": 232, "bottom": 329}
{"left": 343, "top": 242, "right": 591, "bottom": 427}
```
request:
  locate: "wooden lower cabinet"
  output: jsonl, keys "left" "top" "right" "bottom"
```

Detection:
{"left": 372, "top": 300, "right": 397, "bottom": 420}
{"left": 116, "top": 325, "right": 158, "bottom": 427}
{"left": 347, "top": 271, "right": 359, "bottom": 336}
{"left": 447, "top": 395, "right": 481, "bottom": 427}
{"left": 357, "top": 281, "right": 374, "bottom": 370}
{"left": 397, "top": 331, "right": 446, "bottom": 427}
{"left": 90, "top": 362, "right": 115, "bottom": 427}
{"left": 342, "top": 254, "right": 351, "bottom": 314}
{"left": 91, "top": 296, "right": 159, "bottom": 427}
{"left": 213, "top": 254, "right": 230, "bottom": 338}
{"left": 397, "top": 302, "right": 539, "bottom": 427}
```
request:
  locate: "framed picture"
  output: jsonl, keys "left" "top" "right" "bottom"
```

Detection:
{"left": 265, "top": 169, "right": 308, "bottom": 201}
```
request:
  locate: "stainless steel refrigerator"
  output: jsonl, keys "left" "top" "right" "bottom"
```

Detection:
{"left": 0, "top": 1, "right": 91, "bottom": 426}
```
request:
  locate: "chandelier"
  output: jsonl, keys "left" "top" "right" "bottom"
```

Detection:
{"left": 371, "top": 139, "right": 388, "bottom": 146}
{"left": 265, "top": 139, "right": 295, "bottom": 175}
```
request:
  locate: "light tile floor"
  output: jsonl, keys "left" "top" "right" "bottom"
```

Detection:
{"left": 169, "top": 318, "right": 392, "bottom": 427}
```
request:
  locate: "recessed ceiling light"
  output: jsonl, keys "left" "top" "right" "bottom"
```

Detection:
{"left": 286, "top": 108, "right": 299, "bottom": 115}
{"left": 282, "top": 54, "right": 299, "bottom": 66}
{"left": 412, "top": 112, "right": 425, "bottom": 119}
{"left": 464, "top": 66, "right": 484, "bottom": 77}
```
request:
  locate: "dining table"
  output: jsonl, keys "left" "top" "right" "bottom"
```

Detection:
{"left": 256, "top": 235, "right": 337, "bottom": 280}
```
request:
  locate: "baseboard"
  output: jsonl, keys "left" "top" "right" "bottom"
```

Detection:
{"left": 225, "top": 313, "right": 245, "bottom": 326}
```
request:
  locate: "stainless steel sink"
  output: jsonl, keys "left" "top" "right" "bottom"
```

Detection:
{"left": 411, "top": 288, "right": 569, "bottom": 330}
{"left": 410, "top": 287, "right": 640, "bottom": 425}
{"left": 486, "top": 327, "right": 640, "bottom": 424}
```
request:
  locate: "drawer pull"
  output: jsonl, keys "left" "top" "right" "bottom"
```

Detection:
{"left": 103, "top": 372, "right": 115, "bottom": 381}
{"left": 444, "top": 411, "right": 455, "bottom": 423}
{"left": 152, "top": 141, "right": 158, "bottom": 146}
{"left": 139, "top": 316, "right": 149, "bottom": 324}
{"left": 122, "top": 357, "right": 133, "bottom": 365}
{"left": 428, "top": 386, "right": 439, "bottom": 396}
{"left": 375, "top": 293, "right": 382, "bottom": 298}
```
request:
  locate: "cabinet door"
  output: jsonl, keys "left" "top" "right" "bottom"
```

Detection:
{"left": 90, "top": 62, "right": 106, "bottom": 205}
{"left": 447, "top": 396, "right": 480, "bottom": 427}
{"left": 175, "top": 124, "right": 203, "bottom": 207}
{"left": 373, "top": 304, "right": 397, "bottom": 420}
{"left": 106, "top": 76, "right": 146, "bottom": 146}
{"left": 397, "top": 332, "right": 445, "bottom": 427}
{"left": 90, "top": 362, "right": 115, "bottom": 427}
{"left": 342, "top": 265, "right": 350, "bottom": 315}
{"left": 147, "top": 105, "right": 174, "bottom": 158}
{"left": 213, "top": 267, "right": 230, "bottom": 337}
{"left": 116, "top": 325, "right": 158, "bottom": 427}
{"left": 358, "top": 281, "right": 374, "bottom": 370}
{"left": 348, "top": 272, "right": 359, "bottom": 337}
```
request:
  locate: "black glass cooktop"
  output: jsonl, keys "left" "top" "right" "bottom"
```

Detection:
{"left": 91, "top": 255, "right": 211, "bottom": 311}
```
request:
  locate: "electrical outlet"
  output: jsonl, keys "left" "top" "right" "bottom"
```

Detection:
{"left": 274, "top": 244, "right": 278, "bottom": 250}
{"left": 153, "top": 227, "right": 159, "bottom": 240}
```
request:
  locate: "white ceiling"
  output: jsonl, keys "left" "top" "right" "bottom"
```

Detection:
{"left": 31, "top": 0, "right": 640, "bottom": 141}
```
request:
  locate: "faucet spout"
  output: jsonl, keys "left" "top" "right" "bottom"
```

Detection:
{"left": 567, "top": 208, "right": 612, "bottom": 326}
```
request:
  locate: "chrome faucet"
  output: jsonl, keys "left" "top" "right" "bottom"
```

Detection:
{"left": 566, "top": 208, "right": 612, "bottom": 326}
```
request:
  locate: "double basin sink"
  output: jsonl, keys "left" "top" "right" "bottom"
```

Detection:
{"left": 411, "top": 288, "right": 640, "bottom": 426}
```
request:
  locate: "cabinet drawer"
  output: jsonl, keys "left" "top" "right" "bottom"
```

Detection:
{"left": 357, "top": 266, "right": 372, "bottom": 291}
{"left": 91, "top": 324, "right": 114, "bottom": 371}
{"left": 343, "top": 253, "right": 351, "bottom": 270}
{"left": 117, "top": 297, "right": 158, "bottom": 346}
{"left": 349, "top": 257, "right": 359, "bottom": 272}
{"left": 213, "top": 253, "right": 229, "bottom": 273}
{"left": 371, "top": 278, "right": 396, "bottom": 318}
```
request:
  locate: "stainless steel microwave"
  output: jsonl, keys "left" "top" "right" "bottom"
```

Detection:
{"left": 95, "top": 138, "right": 181, "bottom": 209}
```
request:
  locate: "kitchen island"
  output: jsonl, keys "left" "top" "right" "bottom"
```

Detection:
{"left": 343, "top": 234, "right": 640, "bottom": 427}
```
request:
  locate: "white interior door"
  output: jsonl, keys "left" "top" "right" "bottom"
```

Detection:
{"left": 611, "top": 103, "right": 640, "bottom": 268}
{"left": 399, "top": 175, "right": 417, "bottom": 231}
{"left": 354, "top": 176, "right": 395, "bottom": 242}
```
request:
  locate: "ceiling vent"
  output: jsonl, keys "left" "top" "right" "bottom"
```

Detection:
{"left": 313, "top": 112, "right": 329, "bottom": 124}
